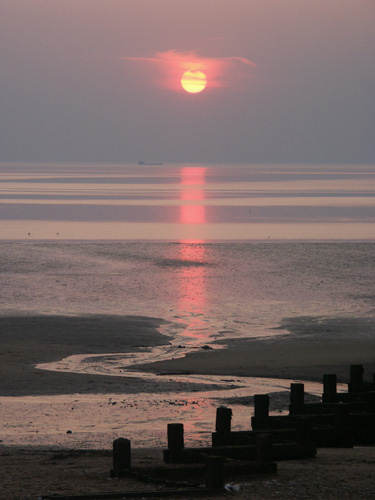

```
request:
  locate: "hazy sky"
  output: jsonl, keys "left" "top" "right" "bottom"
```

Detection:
{"left": 1, "top": 0, "right": 374, "bottom": 164}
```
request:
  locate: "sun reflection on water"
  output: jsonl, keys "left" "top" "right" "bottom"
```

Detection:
{"left": 177, "top": 167, "right": 209, "bottom": 342}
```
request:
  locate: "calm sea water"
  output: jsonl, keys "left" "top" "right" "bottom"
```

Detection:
{"left": 1, "top": 240, "right": 375, "bottom": 345}
{"left": 1, "top": 162, "right": 375, "bottom": 240}
{"left": 1, "top": 162, "right": 374, "bottom": 340}
{"left": 1, "top": 162, "right": 375, "bottom": 447}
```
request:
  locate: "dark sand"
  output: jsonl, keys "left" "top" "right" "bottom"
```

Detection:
{"left": 2, "top": 314, "right": 375, "bottom": 397}
{"left": 136, "top": 316, "right": 375, "bottom": 383}
{"left": 2, "top": 445, "right": 375, "bottom": 499}
{"left": 0, "top": 314, "right": 221, "bottom": 396}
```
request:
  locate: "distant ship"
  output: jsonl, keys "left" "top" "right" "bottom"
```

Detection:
{"left": 138, "top": 161, "right": 164, "bottom": 166}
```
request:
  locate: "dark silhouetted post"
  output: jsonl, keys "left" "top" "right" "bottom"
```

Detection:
{"left": 254, "top": 394, "right": 269, "bottom": 421}
{"left": 349, "top": 364, "right": 364, "bottom": 393}
{"left": 290, "top": 383, "right": 305, "bottom": 414}
{"left": 167, "top": 423, "right": 184, "bottom": 453}
{"left": 215, "top": 406, "right": 232, "bottom": 434}
{"left": 323, "top": 374, "right": 337, "bottom": 403}
{"left": 252, "top": 394, "right": 269, "bottom": 429}
{"left": 111, "top": 438, "right": 131, "bottom": 477}
{"left": 205, "top": 455, "right": 224, "bottom": 490}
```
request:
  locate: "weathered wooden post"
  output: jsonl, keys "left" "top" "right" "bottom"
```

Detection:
{"left": 252, "top": 394, "right": 269, "bottom": 429}
{"left": 167, "top": 423, "right": 184, "bottom": 454}
{"left": 215, "top": 406, "right": 232, "bottom": 434}
{"left": 349, "top": 364, "right": 364, "bottom": 393}
{"left": 323, "top": 374, "right": 337, "bottom": 403}
{"left": 290, "top": 383, "right": 305, "bottom": 414}
{"left": 111, "top": 438, "right": 131, "bottom": 477}
{"left": 254, "top": 394, "right": 270, "bottom": 420}
{"left": 205, "top": 455, "right": 224, "bottom": 490}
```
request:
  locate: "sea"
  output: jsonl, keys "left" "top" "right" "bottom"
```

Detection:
{"left": 1, "top": 161, "right": 375, "bottom": 448}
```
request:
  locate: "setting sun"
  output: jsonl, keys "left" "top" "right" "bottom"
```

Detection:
{"left": 181, "top": 70, "right": 207, "bottom": 94}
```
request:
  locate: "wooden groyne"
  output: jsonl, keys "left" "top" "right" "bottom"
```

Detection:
{"left": 39, "top": 363, "right": 375, "bottom": 499}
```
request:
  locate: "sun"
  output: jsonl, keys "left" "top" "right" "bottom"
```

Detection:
{"left": 181, "top": 70, "right": 207, "bottom": 94}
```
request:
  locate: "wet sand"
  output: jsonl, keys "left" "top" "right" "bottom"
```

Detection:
{"left": 136, "top": 316, "right": 375, "bottom": 383}
{"left": 0, "top": 314, "right": 222, "bottom": 396}
{"left": 1, "top": 314, "right": 375, "bottom": 396}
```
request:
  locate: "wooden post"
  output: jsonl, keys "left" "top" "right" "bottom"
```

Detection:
{"left": 215, "top": 406, "right": 232, "bottom": 434}
{"left": 167, "top": 423, "right": 184, "bottom": 452}
{"left": 111, "top": 438, "right": 131, "bottom": 477}
{"left": 323, "top": 374, "right": 337, "bottom": 403}
{"left": 205, "top": 455, "right": 224, "bottom": 490}
{"left": 290, "top": 383, "right": 304, "bottom": 414}
{"left": 349, "top": 364, "right": 364, "bottom": 393}
{"left": 255, "top": 433, "right": 272, "bottom": 463}
{"left": 251, "top": 394, "right": 270, "bottom": 430}
{"left": 254, "top": 394, "right": 269, "bottom": 421}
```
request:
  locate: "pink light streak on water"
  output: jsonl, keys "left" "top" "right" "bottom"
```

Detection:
{"left": 178, "top": 167, "right": 209, "bottom": 341}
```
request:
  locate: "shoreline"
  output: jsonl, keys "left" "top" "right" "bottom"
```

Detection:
{"left": 133, "top": 315, "right": 375, "bottom": 383}
{"left": 0, "top": 314, "right": 191, "bottom": 397}
{"left": 1, "top": 314, "right": 375, "bottom": 398}
{"left": 0, "top": 313, "right": 238, "bottom": 397}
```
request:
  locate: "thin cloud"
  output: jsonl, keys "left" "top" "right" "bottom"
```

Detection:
{"left": 123, "top": 50, "right": 255, "bottom": 67}
{"left": 122, "top": 50, "right": 255, "bottom": 91}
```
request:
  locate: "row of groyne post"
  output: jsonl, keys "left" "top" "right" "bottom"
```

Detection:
{"left": 40, "top": 364, "right": 375, "bottom": 499}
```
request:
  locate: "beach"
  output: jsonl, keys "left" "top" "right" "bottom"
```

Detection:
{"left": 0, "top": 162, "right": 375, "bottom": 497}
{"left": 2, "top": 444, "right": 375, "bottom": 498}
{"left": 2, "top": 314, "right": 375, "bottom": 398}
{"left": 137, "top": 315, "right": 375, "bottom": 382}
{"left": 1, "top": 313, "right": 375, "bottom": 497}
{"left": 0, "top": 314, "right": 219, "bottom": 397}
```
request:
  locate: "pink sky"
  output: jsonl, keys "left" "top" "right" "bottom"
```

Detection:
{"left": 1, "top": 0, "right": 374, "bottom": 163}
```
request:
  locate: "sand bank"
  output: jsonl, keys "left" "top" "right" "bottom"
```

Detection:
{"left": 1, "top": 314, "right": 375, "bottom": 398}
{"left": 0, "top": 314, "right": 216, "bottom": 396}
{"left": 135, "top": 316, "right": 375, "bottom": 382}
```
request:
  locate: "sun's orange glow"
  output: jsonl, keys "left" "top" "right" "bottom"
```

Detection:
{"left": 180, "top": 70, "right": 207, "bottom": 94}
{"left": 124, "top": 50, "right": 255, "bottom": 93}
